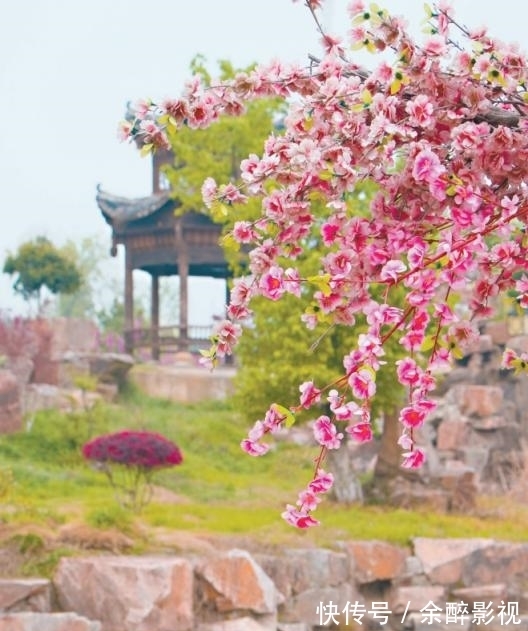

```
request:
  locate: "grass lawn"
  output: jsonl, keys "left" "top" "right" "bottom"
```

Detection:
{"left": 0, "top": 385, "right": 527, "bottom": 571}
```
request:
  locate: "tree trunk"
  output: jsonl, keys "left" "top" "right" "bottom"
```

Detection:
{"left": 326, "top": 437, "right": 363, "bottom": 504}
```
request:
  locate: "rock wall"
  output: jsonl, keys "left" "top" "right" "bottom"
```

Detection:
{"left": 0, "top": 539, "right": 527, "bottom": 630}
{"left": 128, "top": 363, "right": 236, "bottom": 404}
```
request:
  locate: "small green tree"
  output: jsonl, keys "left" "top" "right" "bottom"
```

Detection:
{"left": 3, "top": 237, "right": 81, "bottom": 313}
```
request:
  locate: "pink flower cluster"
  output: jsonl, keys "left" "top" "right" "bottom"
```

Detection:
{"left": 241, "top": 404, "right": 287, "bottom": 456}
{"left": 123, "top": 0, "right": 528, "bottom": 525}
{"left": 282, "top": 468, "right": 334, "bottom": 528}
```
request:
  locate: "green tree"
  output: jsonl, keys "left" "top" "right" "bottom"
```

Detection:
{"left": 3, "top": 236, "right": 81, "bottom": 313}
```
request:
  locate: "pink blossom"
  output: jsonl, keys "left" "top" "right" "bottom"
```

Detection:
{"left": 313, "top": 415, "right": 343, "bottom": 449}
{"left": 297, "top": 489, "right": 321, "bottom": 511}
{"left": 201, "top": 177, "right": 218, "bottom": 208}
{"left": 299, "top": 381, "right": 322, "bottom": 409}
{"left": 401, "top": 448, "right": 427, "bottom": 469}
{"left": 232, "top": 221, "right": 257, "bottom": 243}
{"left": 308, "top": 469, "right": 334, "bottom": 493}
{"left": 406, "top": 94, "right": 434, "bottom": 128}
{"left": 117, "top": 120, "right": 132, "bottom": 142}
{"left": 397, "top": 432, "right": 413, "bottom": 451}
{"left": 396, "top": 357, "right": 421, "bottom": 387}
{"left": 423, "top": 35, "right": 447, "bottom": 56}
{"left": 412, "top": 149, "right": 444, "bottom": 183}
{"left": 347, "top": 422, "right": 373, "bottom": 443}
{"left": 380, "top": 260, "right": 407, "bottom": 283}
{"left": 349, "top": 368, "right": 376, "bottom": 400}
{"left": 284, "top": 267, "right": 302, "bottom": 297}
{"left": 282, "top": 505, "right": 319, "bottom": 529}
{"left": 259, "top": 266, "right": 285, "bottom": 300}
{"left": 241, "top": 439, "right": 270, "bottom": 457}
{"left": 398, "top": 405, "right": 427, "bottom": 429}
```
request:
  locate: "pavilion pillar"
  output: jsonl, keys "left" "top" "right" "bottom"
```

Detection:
{"left": 151, "top": 274, "right": 160, "bottom": 360}
{"left": 175, "top": 220, "right": 189, "bottom": 351}
{"left": 124, "top": 246, "right": 134, "bottom": 354}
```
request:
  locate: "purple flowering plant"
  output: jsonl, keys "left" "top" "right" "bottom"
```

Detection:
{"left": 82, "top": 430, "right": 183, "bottom": 512}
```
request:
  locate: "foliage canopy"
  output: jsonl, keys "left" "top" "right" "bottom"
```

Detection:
{"left": 3, "top": 236, "right": 81, "bottom": 311}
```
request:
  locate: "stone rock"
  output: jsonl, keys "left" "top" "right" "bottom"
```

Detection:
{"left": 0, "top": 580, "right": 51, "bottom": 613}
{"left": 484, "top": 321, "right": 510, "bottom": 346}
{"left": 448, "top": 385, "right": 503, "bottom": 418}
{"left": 413, "top": 538, "right": 494, "bottom": 585}
{"left": 257, "top": 549, "right": 349, "bottom": 600}
{"left": 388, "top": 480, "right": 450, "bottom": 513}
{"left": 22, "top": 384, "right": 102, "bottom": 415}
{"left": 436, "top": 420, "right": 469, "bottom": 451}
{"left": 54, "top": 556, "right": 193, "bottom": 631}
{"left": 0, "top": 370, "right": 22, "bottom": 434}
{"left": 345, "top": 541, "right": 408, "bottom": 584}
{"left": 87, "top": 353, "right": 134, "bottom": 385}
{"left": 0, "top": 612, "right": 101, "bottom": 631}
{"left": 470, "top": 415, "right": 508, "bottom": 431}
{"left": 461, "top": 543, "right": 528, "bottom": 591}
{"left": 436, "top": 469, "right": 477, "bottom": 512}
{"left": 391, "top": 585, "right": 446, "bottom": 613}
{"left": 196, "top": 617, "right": 273, "bottom": 631}
{"left": 198, "top": 550, "right": 280, "bottom": 615}
{"left": 129, "top": 364, "right": 236, "bottom": 404}
{"left": 57, "top": 352, "right": 134, "bottom": 388}
{"left": 284, "top": 584, "right": 356, "bottom": 628}
{"left": 451, "top": 583, "right": 508, "bottom": 608}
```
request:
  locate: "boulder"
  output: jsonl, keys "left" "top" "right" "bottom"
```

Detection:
{"left": 57, "top": 352, "right": 134, "bottom": 389}
{"left": 285, "top": 584, "right": 356, "bottom": 628}
{"left": 54, "top": 556, "right": 193, "bottom": 631}
{"left": 345, "top": 541, "right": 408, "bottom": 584}
{"left": 256, "top": 549, "right": 349, "bottom": 599}
{"left": 0, "top": 579, "right": 51, "bottom": 613}
{"left": 23, "top": 384, "right": 102, "bottom": 415}
{"left": 390, "top": 585, "right": 446, "bottom": 613}
{"left": 413, "top": 538, "right": 494, "bottom": 585}
{"left": 436, "top": 420, "right": 469, "bottom": 452}
{"left": 448, "top": 385, "right": 503, "bottom": 418}
{"left": 129, "top": 364, "right": 235, "bottom": 404}
{"left": 0, "top": 370, "right": 22, "bottom": 434}
{"left": 0, "top": 612, "right": 101, "bottom": 631}
{"left": 461, "top": 543, "right": 528, "bottom": 591}
{"left": 198, "top": 550, "right": 280, "bottom": 615}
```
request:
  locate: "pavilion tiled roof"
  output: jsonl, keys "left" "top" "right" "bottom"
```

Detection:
{"left": 96, "top": 186, "right": 173, "bottom": 224}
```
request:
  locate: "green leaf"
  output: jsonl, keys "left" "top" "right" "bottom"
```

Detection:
{"left": 140, "top": 143, "right": 153, "bottom": 157}
{"left": 273, "top": 404, "right": 296, "bottom": 428}
{"left": 307, "top": 274, "right": 332, "bottom": 296}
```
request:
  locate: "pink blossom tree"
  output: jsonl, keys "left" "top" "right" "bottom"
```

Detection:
{"left": 121, "top": 1, "right": 528, "bottom": 527}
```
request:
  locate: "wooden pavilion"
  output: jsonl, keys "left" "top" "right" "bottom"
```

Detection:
{"left": 96, "top": 151, "right": 229, "bottom": 358}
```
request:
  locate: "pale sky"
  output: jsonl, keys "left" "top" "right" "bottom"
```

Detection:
{"left": 1, "top": 0, "right": 526, "bottom": 323}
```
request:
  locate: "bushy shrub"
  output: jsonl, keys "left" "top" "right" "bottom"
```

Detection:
{"left": 82, "top": 430, "right": 183, "bottom": 512}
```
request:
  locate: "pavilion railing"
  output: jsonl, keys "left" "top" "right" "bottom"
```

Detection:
{"left": 124, "top": 324, "right": 214, "bottom": 356}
